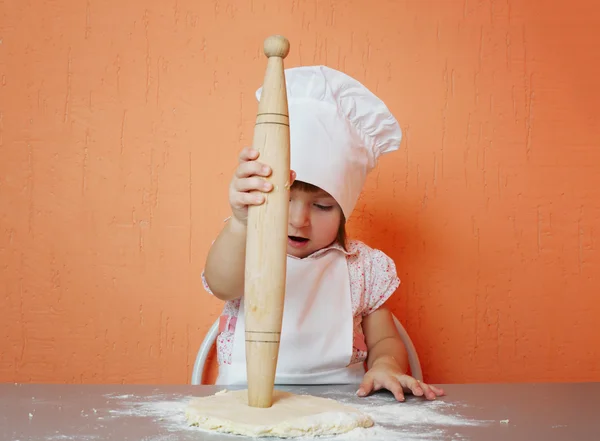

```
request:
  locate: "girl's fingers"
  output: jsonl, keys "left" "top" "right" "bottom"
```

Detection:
{"left": 397, "top": 376, "right": 443, "bottom": 400}
{"left": 234, "top": 177, "right": 272, "bottom": 193}
{"left": 235, "top": 160, "right": 271, "bottom": 179}
{"left": 356, "top": 377, "right": 375, "bottom": 398}
{"left": 429, "top": 384, "right": 445, "bottom": 397}
{"left": 401, "top": 376, "right": 424, "bottom": 397}
{"left": 410, "top": 380, "right": 442, "bottom": 400}
{"left": 233, "top": 192, "right": 265, "bottom": 208}
{"left": 384, "top": 377, "right": 406, "bottom": 402}
{"left": 418, "top": 382, "right": 437, "bottom": 400}
{"left": 238, "top": 146, "right": 259, "bottom": 162}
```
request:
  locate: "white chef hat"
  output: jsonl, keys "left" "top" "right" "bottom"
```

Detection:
{"left": 255, "top": 65, "right": 402, "bottom": 219}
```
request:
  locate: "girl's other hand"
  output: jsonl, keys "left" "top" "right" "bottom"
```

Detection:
{"left": 357, "top": 358, "right": 445, "bottom": 402}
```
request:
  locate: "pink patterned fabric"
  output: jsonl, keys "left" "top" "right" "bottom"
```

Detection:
{"left": 201, "top": 239, "right": 400, "bottom": 366}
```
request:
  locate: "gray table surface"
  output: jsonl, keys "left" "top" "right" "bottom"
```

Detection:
{"left": 0, "top": 382, "right": 598, "bottom": 440}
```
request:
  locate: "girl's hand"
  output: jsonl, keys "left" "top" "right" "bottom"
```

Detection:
{"left": 357, "top": 358, "right": 445, "bottom": 402}
{"left": 229, "top": 146, "right": 295, "bottom": 225}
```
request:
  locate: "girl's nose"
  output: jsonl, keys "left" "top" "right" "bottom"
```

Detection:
{"left": 288, "top": 201, "right": 310, "bottom": 228}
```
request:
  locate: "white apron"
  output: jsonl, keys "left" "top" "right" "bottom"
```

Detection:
{"left": 215, "top": 248, "right": 365, "bottom": 385}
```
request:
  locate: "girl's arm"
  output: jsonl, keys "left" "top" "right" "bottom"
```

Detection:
{"left": 362, "top": 305, "right": 409, "bottom": 374}
{"left": 203, "top": 216, "right": 248, "bottom": 301}
{"left": 204, "top": 146, "right": 284, "bottom": 301}
{"left": 358, "top": 302, "right": 445, "bottom": 401}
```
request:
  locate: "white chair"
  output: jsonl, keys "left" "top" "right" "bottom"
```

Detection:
{"left": 191, "top": 314, "right": 423, "bottom": 385}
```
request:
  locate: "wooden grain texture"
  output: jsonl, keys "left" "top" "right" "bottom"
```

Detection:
{"left": 0, "top": 0, "right": 599, "bottom": 384}
{"left": 244, "top": 35, "right": 290, "bottom": 407}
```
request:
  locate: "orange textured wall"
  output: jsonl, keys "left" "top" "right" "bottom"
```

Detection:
{"left": 1, "top": 0, "right": 599, "bottom": 385}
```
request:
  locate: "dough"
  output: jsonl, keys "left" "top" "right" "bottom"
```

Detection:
{"left": 185, "top": 389, "right": 373, "bottom": 438}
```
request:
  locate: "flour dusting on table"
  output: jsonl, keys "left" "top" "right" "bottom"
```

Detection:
{"left": 105, "top": 392, "right": 199, "bottom": 435}
{"left": 45, "top": 436, "right": 101, "bottom": 441}
{"left": 101, "top": 390, "right": 488, "bottom": 440}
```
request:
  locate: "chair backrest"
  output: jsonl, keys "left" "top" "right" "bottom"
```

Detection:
{"left": 191, "top": 314, "right": 422, "bottom": 385}
{"left": 391, "top": 314, "right": 423, "bottom": 382}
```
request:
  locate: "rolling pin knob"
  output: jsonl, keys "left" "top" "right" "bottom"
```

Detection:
{"left": 263, "top": 35, "right": 290, "bottom": 58}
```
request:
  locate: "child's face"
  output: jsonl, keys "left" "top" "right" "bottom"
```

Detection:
{"left": 287, "top": 184, "right": 342, "bottom": 258}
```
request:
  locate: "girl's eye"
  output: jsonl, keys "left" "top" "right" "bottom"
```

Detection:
{"left": 315, "top": 204, "right": 333, "bottom": 211}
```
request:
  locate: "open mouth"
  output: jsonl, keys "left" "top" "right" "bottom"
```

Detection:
{"left": 288, "top": 235, "right": 309, "bottom": 245}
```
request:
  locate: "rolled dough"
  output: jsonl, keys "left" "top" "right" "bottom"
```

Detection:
{"left": 185, "top": 389, "right": 374, "bottom": 438}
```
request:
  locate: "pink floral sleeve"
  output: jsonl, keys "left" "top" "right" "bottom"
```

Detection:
{"left": 364, "top": 247, "right": 400, "bottom": 314}
{"left": 201, "top": 271, "right": 214, "bottom": 295}
{"left": 347, "top": 240, "right": 401, "bottom": 316}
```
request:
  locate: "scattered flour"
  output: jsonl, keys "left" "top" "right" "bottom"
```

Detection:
{"left": 45, "top": 436, "right": 101, "bottom": 441}
{"left": 308, "top": 393, "right": 485, "bottom": 441}
{"left": 105, "top": 393, "right": 200, "bottom": 435}
{"left": 102, "top": 390, "right": 488, "bottom": 441}
{"left": 103, "top": 393, "right": 135, "bottom": 399}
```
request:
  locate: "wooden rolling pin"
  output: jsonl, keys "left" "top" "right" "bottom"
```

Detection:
{"left": 244, "top": 35, "right": 291, "bottom": 408}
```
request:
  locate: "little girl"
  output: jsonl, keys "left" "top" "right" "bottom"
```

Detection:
{"left": 202, "top": 65, "right": 444, "bottom": 402}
